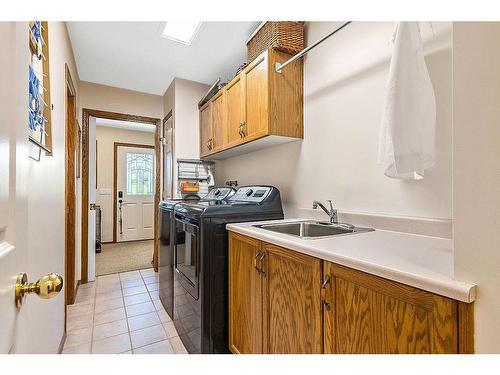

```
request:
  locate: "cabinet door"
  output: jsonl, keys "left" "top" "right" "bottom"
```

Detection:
{"left": 243, "top": 53, "right": 269, "bottom": 140}
{"left": 323, "top": 262, "right": 458, "bottom": 354}
{"left": 211, "top": 90, "right": 225, "bottom": 151}
{"left": 199, "top": 102, "right": 212, "bottom": 157}
{"left": 225, "top": 76, "right": 244, "bottom": 146}
{"left": 228, "top": 232, "right": 264, "bottom": 354}
{"left": 261, "top": 243, "right": 323, "bottom": 354}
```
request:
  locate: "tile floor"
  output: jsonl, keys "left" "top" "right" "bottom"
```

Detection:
{"left": 62, "top": 268, "right": 187, "bottom": 354}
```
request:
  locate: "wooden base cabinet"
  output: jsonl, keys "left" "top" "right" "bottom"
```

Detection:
{"left": 322, "top": 263, "right": 459, "bottom": 354}
{"left": 228, "top": 232, "right": 474, "bottom": 354}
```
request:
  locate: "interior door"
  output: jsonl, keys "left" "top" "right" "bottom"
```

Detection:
{"left": 88, "top": 117, "right": 97, "bottom": 282}
{"left": 162, "top": 114, "right": 174, "bottom": 199}
{"left": 117, "top": 145, "right": 155, "bottom": 242}
{"left": 0, "top": 22, "right": 28, "bottom": 353}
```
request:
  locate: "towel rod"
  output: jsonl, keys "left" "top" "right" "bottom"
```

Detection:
{"left": 275, "top": 21, "right": 352, "bottom": 73}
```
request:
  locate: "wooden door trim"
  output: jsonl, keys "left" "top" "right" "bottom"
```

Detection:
{"left": 162, "top": 110, "right": 174, "bottom": 199}
{"left": 113, "top": 142, "right": 155, "bottom": 243}
{"left": 64, "top": 64, "right": 77, "bottom": 310}
{"left": 82, "top": 109, "right": 161, "bottom": 282}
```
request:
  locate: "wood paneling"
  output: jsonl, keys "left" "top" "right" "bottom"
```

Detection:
{"left": 211, "top": 90, "right": 225, "bottom": 151}
{"left": 82, "top": 109, "right": 161, "bottom": 281}
{"left": 199, "top": 102, "right": 212, "bottom": 157}
{"left": 262, "top": 243, "right": 323, "bottom": 354}
{"left": 225, "top": 76, "right": 244, "bottom": 147}
{"left": 228, "top": 232, "right": 263, "bottom": 354}
{"left": 324, "top": 263, "right": 458, "bottom": 354}
{"left": 243, "top": 55, "right": 269, "bottom": 140}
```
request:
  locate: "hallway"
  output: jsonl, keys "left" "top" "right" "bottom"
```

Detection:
{"left": 96, "top": 240, "right": 154, "bottom": 276}
{"left": 63, "top": 268, "right": 186, "bottom": 354}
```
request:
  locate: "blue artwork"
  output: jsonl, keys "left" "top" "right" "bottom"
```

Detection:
{"left": 28, "top": 65, "right": 45, "bottom": 131}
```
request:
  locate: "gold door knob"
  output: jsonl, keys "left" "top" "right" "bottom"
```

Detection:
{"left": 15, "top": 272, "right": 63, "bottom": 308}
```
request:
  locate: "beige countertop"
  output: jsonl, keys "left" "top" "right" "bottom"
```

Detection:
{"left": 226, "top": 219, "right": 477, "bottom": 303}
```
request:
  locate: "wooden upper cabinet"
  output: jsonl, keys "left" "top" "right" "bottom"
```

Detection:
{"left": 243, "top": 54, "right": 269, "bottom": 140}
{"left": 199, "top": 48, "right": 303, "bottom": 159}
{"left": 199, "top": 102, "right": 212, "bottom": 157}
{"left": 323, "top": 262, "right": 459, "bottom": 354}
{"left": 228, "top": 232, "right": 264, "bottom": 354}
{"left": 211, "top": 90, "right": 225, "bottom": 152}
{"left": 225, "top": 76, "right": 245, "bottom": 147}
{"left": 262, "top": 243, "right": 323, "bottom": 354}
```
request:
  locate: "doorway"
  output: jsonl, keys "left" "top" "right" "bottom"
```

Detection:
{"left": 65, "top": 65, "right": 77, "bottom": 306}
{"left": 82, "top": 110, "right": 161, "bottom": 282}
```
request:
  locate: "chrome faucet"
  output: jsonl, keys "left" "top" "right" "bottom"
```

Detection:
{"left": 312, "top": 200, "right": 338, "bottom": 224}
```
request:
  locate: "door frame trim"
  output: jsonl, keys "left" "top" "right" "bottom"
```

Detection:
{"left": 113, "top": 142, "right": 155, "bottom": 243}
{"left": 162, "top": 110, "right": 174, "bottom": 199}
{"left": 64, "top": 64, "right": 77, "bottom": 306}
{"left": 82, "top": 109, "right": 161, "bottom": 283}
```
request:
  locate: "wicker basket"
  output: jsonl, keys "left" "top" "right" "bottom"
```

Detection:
{"left": 247, "top": 21, "right": 305, "bottom": 62}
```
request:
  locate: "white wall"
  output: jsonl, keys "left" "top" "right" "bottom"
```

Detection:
{"left": 216, "top": 22, "right": 453, "bottom": 219}
{"left": 162, "top": 78, "right": 209, "bottom": 197}
{"left": 95, "top": 126, "right": 155, "bottom": 242}
{"left": 452, "top": 22, "right": 500, "bottom": 354}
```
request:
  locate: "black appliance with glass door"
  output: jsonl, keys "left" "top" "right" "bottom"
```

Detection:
{"left": 171, "top": 186, "right": 284, "bottom": 353}
{"left": 158, "top": 187, "right": 235, "bottom": 320}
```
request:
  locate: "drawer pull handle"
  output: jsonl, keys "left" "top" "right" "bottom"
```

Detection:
{"left": 321, "top": 275, "right": 330, "bottom": 289}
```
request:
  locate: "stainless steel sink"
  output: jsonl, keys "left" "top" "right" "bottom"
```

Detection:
{"left": 253, "top": 221, "right": 374, "bottom": 239}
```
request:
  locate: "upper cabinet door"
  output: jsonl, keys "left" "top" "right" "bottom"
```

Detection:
{"left": 243, "top": 52, "right": 269, "bottom": 140}
{"left": 211, "top": 90, "right": 225, "bottom": 152}
{"left": 261, "top": 243, "right": 323, "bottom": 354}
{"left": 225, "top": 76, "right": 244, "bottom": 146}
{"left": 199, "top": 102, "right": 212, "bottom": 157}
{"left": 228, "top": 232, "right": 264, "bottom": 354}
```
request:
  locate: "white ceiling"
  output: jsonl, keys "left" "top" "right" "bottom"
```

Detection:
{"left": 95, "top": 118, "right": 156, "bottom": 133}
{"left": 67, "top": 22, "right": 260, "bottom": 95}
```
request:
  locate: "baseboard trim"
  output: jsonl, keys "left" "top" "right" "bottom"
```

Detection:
{"left": 58, "top": 332, "right": 67, "bottom": 354}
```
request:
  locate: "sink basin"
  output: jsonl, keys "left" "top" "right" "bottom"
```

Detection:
{"left": 253, "top": 221, "right": 374, "bottom": 239}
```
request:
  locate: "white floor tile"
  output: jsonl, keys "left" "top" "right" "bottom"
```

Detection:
{"left": 62, "top": 342, "right": 91, "bottom": 354}
{"left": 95, "top": 297, "right": 124, "bottom": 314}
{"left": 93, "top": 319, "right": 128, "bottom": 341}
{"left": 130, "top": 324, "right": 167, "bottom": 349}
{"left": 124, "top": 292, "right": 151, "bottom": 306}
{"left": 133, "top": 340, "right": 174, "bottom": 354}
{"left": 122, "top": 285, "right": 148, "bottom": 297}
{"left": 125, "top": 301, "right": 155, "bottom": 317}
{"left": 64, "top": 326, "right": 92, "bottom": 348}
{"left": 92, "top": 333, "right": 131, "bottom": 354}
{"left": 94, "top": 307, "right": 126, "bottom": 326}
{"left": 127, "top": 311, "right": 161, "bottom": 332}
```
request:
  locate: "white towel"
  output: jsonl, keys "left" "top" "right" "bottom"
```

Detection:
{"left": 378, "top": 22, "right": 436, "bottom": 180}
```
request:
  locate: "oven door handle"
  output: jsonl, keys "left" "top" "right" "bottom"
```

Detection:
{"left": 175, "top": 217, "right": 199, "bottom": 235}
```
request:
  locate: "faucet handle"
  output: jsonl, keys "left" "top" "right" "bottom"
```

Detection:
{"left": 326, "top": 200, "right": 334, "bottom": 212}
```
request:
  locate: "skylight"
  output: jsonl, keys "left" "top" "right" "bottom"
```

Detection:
{"left": 161, "top": 21, "right": 202, "bottom": 45}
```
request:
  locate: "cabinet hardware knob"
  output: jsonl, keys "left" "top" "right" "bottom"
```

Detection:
{"left": 321, "top": 275, "right": 330, "bottom": 289}
{"left": 322, "top": 300, "right": 331, "bottom": 311}
{"left": 15, "top": 272, "right": 63, "bottom": 308}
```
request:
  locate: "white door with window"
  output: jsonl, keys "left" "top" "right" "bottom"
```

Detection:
{"left": 116, "top": 145, "right": 155, "bottom": 242}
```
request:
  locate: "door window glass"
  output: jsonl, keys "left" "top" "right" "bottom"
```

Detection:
{"left": 126, "top": 152, "right": 154, "bottom": 195}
